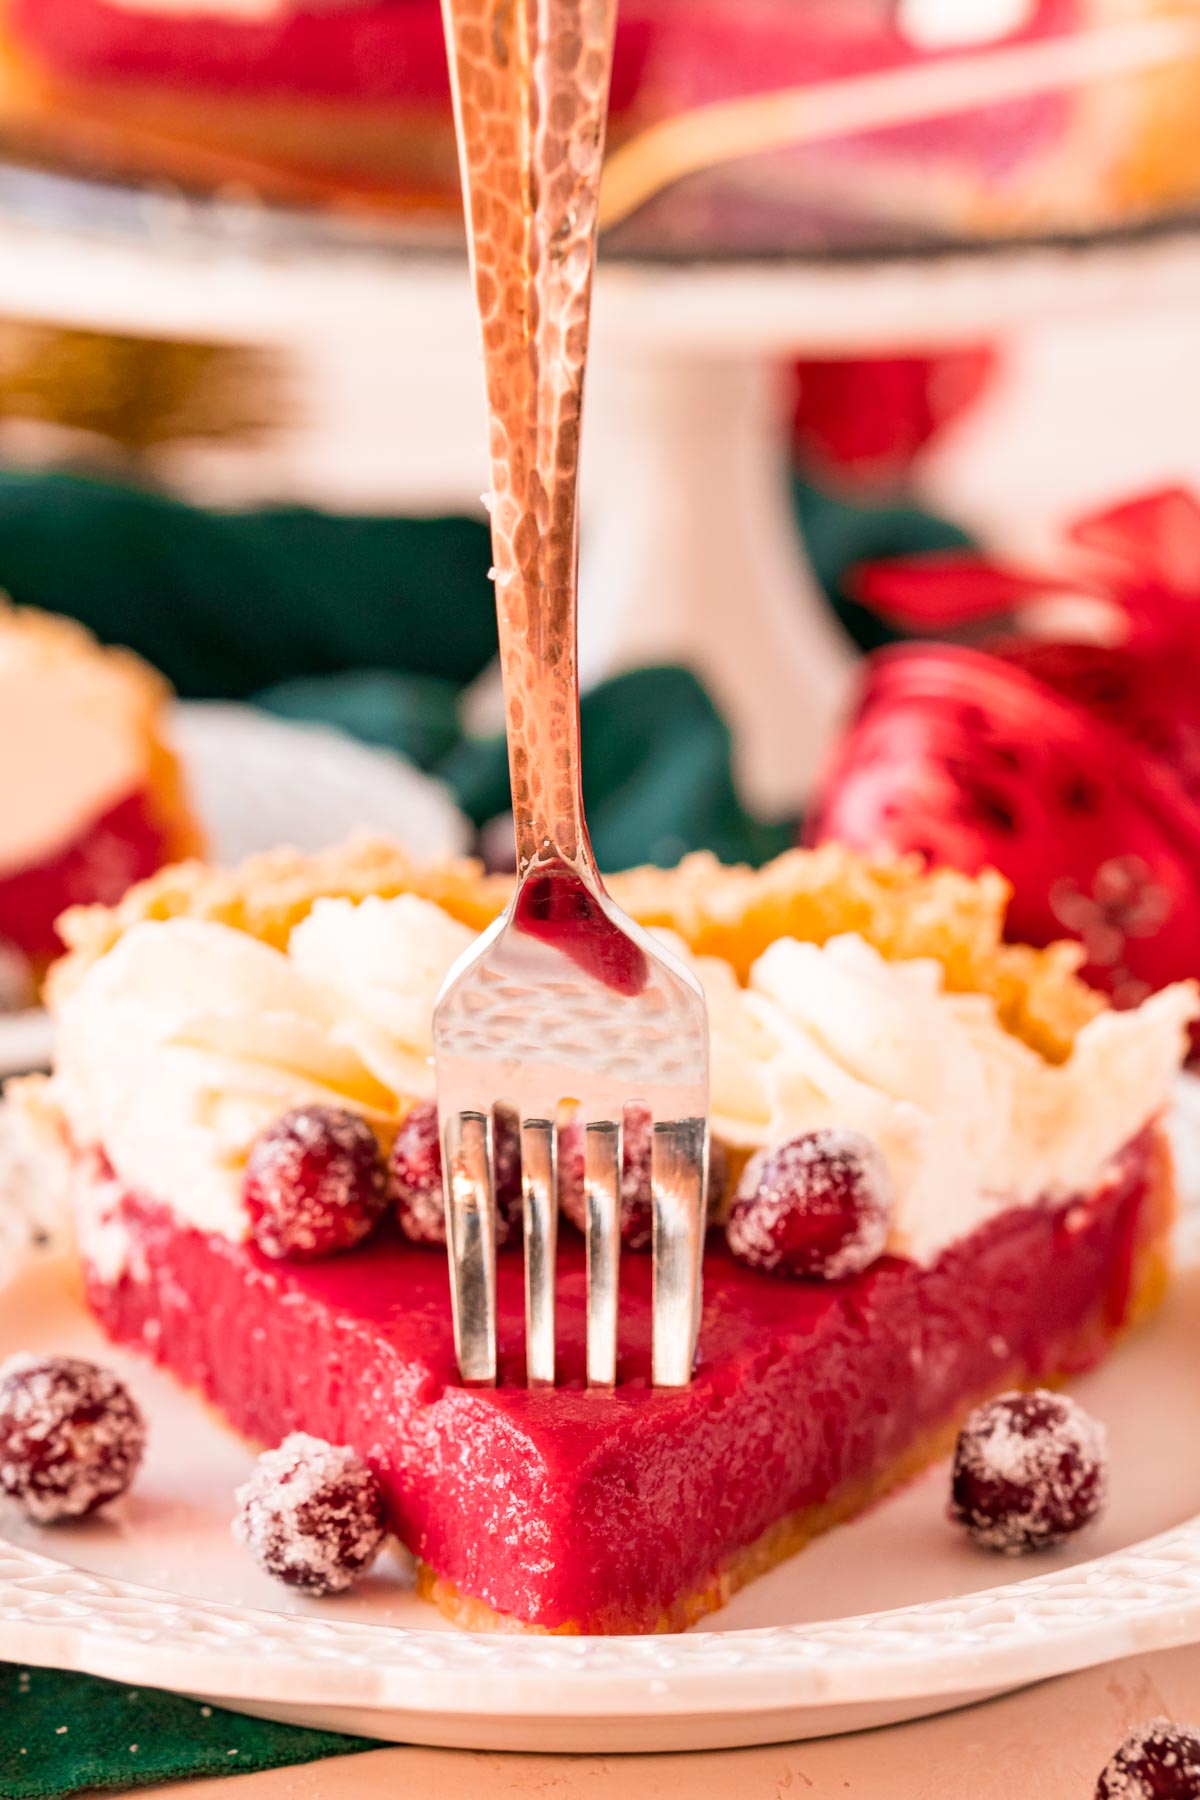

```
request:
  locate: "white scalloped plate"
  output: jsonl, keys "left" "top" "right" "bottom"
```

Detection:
{"left": 2, "top": 1154, "right": 1200, "bottom": 1755}
{"left": 0, "top": 702, "right": 469, "bottom": 1082}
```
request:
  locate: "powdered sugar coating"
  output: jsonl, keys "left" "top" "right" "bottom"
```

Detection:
{"left": 390, "top": 1101, "right": 523, "bottom": 1248}
{"left": 951, "top": 1389, "right": 1108, "bottom": 1554}
{"left": 1096, "top": 1718, "right": 1200, "bottom": 1798}
{"left": 233, "top": 1432, "right": 387, "bottom": 1596}
{"left": 0, "top": 1353, "right": 145, "bottom": 1523}
{"left": 725, "top": 1128, "right": 891, "bottom": 1279}
{"left": 243, "top": 1105, "right": 386, "bottom": 1261}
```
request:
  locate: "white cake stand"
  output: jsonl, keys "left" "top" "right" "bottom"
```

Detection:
{"left": 2, "top": 162, "right": 1199, "bottom": 810}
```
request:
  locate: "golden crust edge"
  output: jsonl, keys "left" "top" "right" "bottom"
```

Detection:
{"left": 50, "top": 833, "right": 1103, "bottom": 1062}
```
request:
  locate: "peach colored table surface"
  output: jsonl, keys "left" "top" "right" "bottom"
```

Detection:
{"left": 127, "top": 1641, "right": 1200, "bottom": 1799}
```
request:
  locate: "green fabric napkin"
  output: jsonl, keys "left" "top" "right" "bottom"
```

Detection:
{"left": 0, "top": 469, "right": 970, "bottom": 870}
{"left": 0, "top": 470, "right": 794, "bottom": 863}
{"left": 0, "top": 1663, "right": 373, "bottom": 1796}
{"left": 261, "top": 662, "right": 795, "bottom": 867}
{"left": 0, "top": 472, "right": 499, "bottom": 697}
{"left": 794, "top": 475, "right": 972, "bottom": 654}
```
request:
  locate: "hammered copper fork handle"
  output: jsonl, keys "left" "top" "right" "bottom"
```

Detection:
{"left": 440, "top": 0, "right": 616, "bottom": 885}
{"left": 436, "top": 0, "right": 709, "bottom": 1393}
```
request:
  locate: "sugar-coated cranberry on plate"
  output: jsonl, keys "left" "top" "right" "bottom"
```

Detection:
{"left": 1095, "top": 1719, "right": 1200, "bottom": 1798}
{"left": 725, "top": 1127, "right": 891, "bottom": 1279}
{"left": 558, "top": 1107, "right": 730, "bottom": 1252}
{"left": 0, "top": 1354, "right": 145, "bottom": 1523}
{"left": 389, "top": 1101, "right": 523, "bottom": 1247}
{"left": 243, "top": 1105, "right": 387, "bottom": 1261}
{"left": 234, "top": 1432, "right": 387, "bottom": 1595}
{"left": 950, "top": 1389, "right": 1108, "bottom": 1554}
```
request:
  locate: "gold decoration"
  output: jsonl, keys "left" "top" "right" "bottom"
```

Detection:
{"left": 0, "top": 318, "right": 288, "bottom": 463}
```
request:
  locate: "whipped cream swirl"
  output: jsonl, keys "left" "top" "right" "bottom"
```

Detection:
{"left": 46, "top": 893, "right": 1197, "bottom": 1263}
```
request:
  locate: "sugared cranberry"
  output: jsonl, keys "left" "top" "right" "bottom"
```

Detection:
{"left": 725, "top": 1128, "right": 891, "bottom": 1279}
{"left": 243, "top": 1106, "right": 386, "bottom": 1261}
{"left": 0, "top": 1354, "right": 145, "bottom": 1523}
{"left": 1096, "top": 1720, "right": 1200, "bottom": 1798}
{"left": 950, "top": 1389, "right": 1108, "bottom": 1553}
{"left": 707, "top": 1136, "right": 730, "bottom": 1221}
{"left": 234, "top": 1432, "right": 387, "bottom": 1595}
{"left": 558, "top": 1105, "right": 654, "bottom": 1250}
{"left": 559, "top": 1108, "right": 730, "bottom": 1252}
{"left": 389, "top": 1101, "right": 522, "bottom": 1247}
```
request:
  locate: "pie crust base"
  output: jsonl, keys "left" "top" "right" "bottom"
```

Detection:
{"left": 72, "top": 1125, "right": 1173, "bottom": 1635}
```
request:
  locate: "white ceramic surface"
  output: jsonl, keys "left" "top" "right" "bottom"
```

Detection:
{"left": 168, "top": 702, "right": 468, "bottom": 867}
{"left": 1, "top": 1159, "right": 1199, "bottom": 1750}
{"left": 0, "top": 702, "right": 470, "bottom": 1079}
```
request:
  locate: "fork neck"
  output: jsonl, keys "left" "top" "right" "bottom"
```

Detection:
{"left": 440, "top": 0, "right": 618, "bottom": 887}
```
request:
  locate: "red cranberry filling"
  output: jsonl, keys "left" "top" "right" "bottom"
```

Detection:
{"left": 390, "top": 1100, "right": 522, "bottom": 1247}
{"left": 950, "top": 1388, "right": 1108, "bottom": 1553}
{"left": 0, "top": 1353, "right": 145, "bottom": 1523}
{"left": 234, "top": 1431, "right": 387, "bottom": 1595}
{"left": 1096, "top": 1719, "right": 1200, "bottom": 1799}
{"left": 725, "top": 1128, "right": 891, "bottom": 1279}
{"left": 243, "top": 1105, "right": 387, "bottom": 1261}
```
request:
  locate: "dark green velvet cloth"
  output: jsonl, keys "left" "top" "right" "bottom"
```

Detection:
{"left": 0, "top": 1663, "right": 373, "bottom": 1796}
{"left": 0, "top": 470, "right": 967, "bottom": 866}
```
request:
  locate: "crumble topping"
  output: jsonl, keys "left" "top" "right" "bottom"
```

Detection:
{"left": 23, "top": 839, "right": 1199, "bottom": 1265}
{"left": 51, "top": 838, "right": 1102, "bottom": 1061}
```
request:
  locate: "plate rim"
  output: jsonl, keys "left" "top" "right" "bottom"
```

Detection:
{"left": 5, "top": 1088, "right": 1200, "bottom": 1737}
{"left": 3, "top": 1241, "right": 1200, "bottom": 1728}
{"left": 3, "top": 1507, "right": 1200, "bottom": 1719}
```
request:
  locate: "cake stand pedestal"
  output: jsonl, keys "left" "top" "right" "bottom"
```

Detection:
{"left": 2, "top": 169, "right": 1200, "bottom": 809}
{"left": 580, "top": 347, "right": 854, "bottom": 813}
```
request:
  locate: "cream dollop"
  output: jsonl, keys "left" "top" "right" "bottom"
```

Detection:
{"left": 51, "top": 916, "right": 398, "bottom": 1240}
{"left": 710, "top": 933, "right": 1195, "bottom": 1262}
{"left": 46, "top": 896, "right": 1197, "bottom": 1262}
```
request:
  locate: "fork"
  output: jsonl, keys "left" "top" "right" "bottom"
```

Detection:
{"left": 434, "top": 0, "right": 710, "bottom": 1390}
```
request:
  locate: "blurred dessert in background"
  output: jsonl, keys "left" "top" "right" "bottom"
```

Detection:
{"left": 0, "top": 0, "right": 469, "bottom": 215}
{"left": 809, "top": 488, "right": 1200, "bottom": 1023}
{"left": 0, "top": 604, "right": 202, "bottom": 1006}
{"left": 0, "top": 1, "right": 1197, "bottom": 252}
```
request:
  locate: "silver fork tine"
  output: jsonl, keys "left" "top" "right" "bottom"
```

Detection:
{"left": 651, "top": 1118, "right": 708, "bottom": 1388}
{"left": 437, "top": 0, "right": 708, "bottom": 1392}
{"left": 521, "top": 1117, "right": 557, "bottom": 1387}
{"left": 443, "top": 1109, "right": 497, "bottom": 1384}
{"left": 585, "top": 1118, "right": 622, "bottom": 1388}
